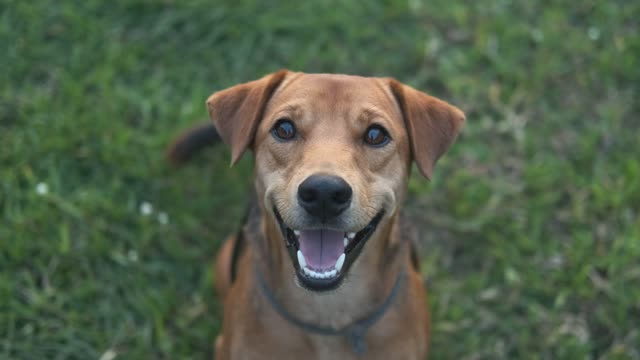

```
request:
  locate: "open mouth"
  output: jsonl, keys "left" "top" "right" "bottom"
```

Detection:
{"left": 274, "top": 207, "right": 385, "bottom": 291}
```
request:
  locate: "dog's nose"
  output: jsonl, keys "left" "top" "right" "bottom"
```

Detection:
{"left": 298, "top": 174, "right": 352, "bottom": 220}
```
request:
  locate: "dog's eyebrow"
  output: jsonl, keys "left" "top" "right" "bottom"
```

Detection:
{"left": 274, "top": 103, "right": 302, "bottom": 116}
{"left": 358, "top": 108, "right": 390, "bottom": 124}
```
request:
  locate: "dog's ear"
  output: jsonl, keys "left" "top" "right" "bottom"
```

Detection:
{"left": 388, "top": 79, "right": 465, "bottom": 179}
{"left": 206, "top": 70, "right": 289, "bottom": 164}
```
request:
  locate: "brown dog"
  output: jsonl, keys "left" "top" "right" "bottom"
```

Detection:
{"left": 168, "top": 70, "right": 464, "bottom": 359}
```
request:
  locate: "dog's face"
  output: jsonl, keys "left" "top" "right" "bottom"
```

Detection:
{"left": 207, "top": 70, "right": 464, "bottom": 291}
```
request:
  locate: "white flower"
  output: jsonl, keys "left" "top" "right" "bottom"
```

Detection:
{"left": 127, "top": 250, "right": 138, "bottom": 262}
{"left": 35, "top": 182, "right": 49, "bottom": 195}
{"left": 588, "top": 27, "right": 600, "bottom": 41}
{"left": 139, "top": 201, "right": 153, "bottom": 216}
{"left": 99, "top": 349, "right": 117, "bottom": 360}
{"left": 157, "top": 212, "right": 169, "bottom": 225}
{"left": 531, "top": 28, "right": 544, "bottom": 42}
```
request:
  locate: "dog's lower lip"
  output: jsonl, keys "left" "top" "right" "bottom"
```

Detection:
{"left": 273, "top": 207, "right": 385, "bottom": 291}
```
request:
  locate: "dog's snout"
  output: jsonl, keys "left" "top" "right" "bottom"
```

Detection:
{"left": 298, "top": 174, "right": 352, "bottom": 220}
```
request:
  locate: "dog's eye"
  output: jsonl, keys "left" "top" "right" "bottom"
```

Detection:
{"left": 363, "top": 125, "right": 391, "bottom": 147}
{"left": 271, "top": 119, "right": 297, "bottom": 141}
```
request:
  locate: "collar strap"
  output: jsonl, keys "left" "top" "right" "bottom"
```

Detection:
{"left": 255, "top": 268, "right": 406, "bottom": 355}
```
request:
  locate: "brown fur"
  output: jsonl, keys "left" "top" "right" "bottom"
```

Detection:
{"left": 170, "top": 70, "right": 464, "bottom": 359}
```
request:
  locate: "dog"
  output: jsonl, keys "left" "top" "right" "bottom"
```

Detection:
{"left": 167, "top": 70, "right": 465, "bottom": 359}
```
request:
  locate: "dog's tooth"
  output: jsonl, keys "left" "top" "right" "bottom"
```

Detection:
{"left": 335, "top": 253, "right": 346, "bottom": 272}
{"left": 343, "top": 238, "right": 348, "bottom": 247}
{"left": 347, "top": 232, "right": 356, "bottom": 239}
{"left": 328, "top": 269, "right": 337, "bottom": 278}
{"left": 297, "top": 250, "right": 307, "bottom": 268}
{"left": 293, "top": 230, "right": 300, "bottom": 236}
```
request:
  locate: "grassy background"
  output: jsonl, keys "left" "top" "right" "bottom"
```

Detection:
{"left": 2, "top": 1, "right": 639, "bottom": 359}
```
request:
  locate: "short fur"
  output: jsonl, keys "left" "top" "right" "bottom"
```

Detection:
{"left": 168, "top": 70, "right": 465, "bottom": 359}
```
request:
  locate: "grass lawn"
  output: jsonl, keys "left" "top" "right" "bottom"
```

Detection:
{"left": 2, "top": 1, "right": 639, "bottom": 359}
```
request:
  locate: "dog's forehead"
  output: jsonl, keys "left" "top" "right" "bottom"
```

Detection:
{"left": 267, "top": 73, "right": 400, "bottom": 118}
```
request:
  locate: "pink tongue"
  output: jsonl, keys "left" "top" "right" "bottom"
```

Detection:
{"left": 298, "top": 230, "right": 344, "bottom": 270}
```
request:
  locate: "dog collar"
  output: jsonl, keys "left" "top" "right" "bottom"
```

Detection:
{"left": 255, "top": 267, "right": 406, "bottom": 355}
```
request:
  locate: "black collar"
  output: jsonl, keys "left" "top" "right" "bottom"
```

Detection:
{"left": 255, "top": 268, "right": 406, "bottom": 355}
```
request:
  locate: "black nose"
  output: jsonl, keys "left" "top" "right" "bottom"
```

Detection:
{"left": 298, "top": 174, "right": 352, "bottom": 220}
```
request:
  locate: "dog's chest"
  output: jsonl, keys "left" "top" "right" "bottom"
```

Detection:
{"left": 274, "top": 334, "right": 422, "bottom": 360}
{"left": 228, "top": 309, "right": 424, "bottom": 360}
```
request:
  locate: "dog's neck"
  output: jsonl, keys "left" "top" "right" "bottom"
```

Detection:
{"left": 254, "top": 210, "right": 409, "bottom": 330}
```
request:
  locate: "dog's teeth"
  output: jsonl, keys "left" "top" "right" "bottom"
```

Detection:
{"left": 303, "top": 267, "right": 312, "bottom": 277}
{"left": 293, "top": 230, "right": 300, "bottom": 236}
{"left": 335, "top": 253, "right": 345, "bottom": 272}
{"left": 347, "top": 232, "right": 356, "bottom": 239}
{"left": 343, "top": 238, "right": 348, "bottom": 247}
{"left": 297, "top": 250, "right": 306, "bottom": 268}
{"left": 301, "top": 262, "right": 342, "bottom": 278}
{"left": 303, "top": 268, "right": 338, "bottom": 279}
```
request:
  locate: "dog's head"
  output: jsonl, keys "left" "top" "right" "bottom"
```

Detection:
{"left": 207, "top": 70, "right": 464, "bottom": 291}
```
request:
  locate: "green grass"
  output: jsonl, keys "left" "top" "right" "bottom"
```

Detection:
{"left": 2, "top": 1, "right": 639, "bottom": 359}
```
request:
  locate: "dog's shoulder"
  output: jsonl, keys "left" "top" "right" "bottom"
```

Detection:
{"left": 398, "top": 212, "right": 421, "bottom": 270}
{"left": 228, "top": 196, "right": 262, "bottom": 284}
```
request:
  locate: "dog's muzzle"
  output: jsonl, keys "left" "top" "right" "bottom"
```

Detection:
{"left": 274, "top": 206, "right": 385, "bottom": 291}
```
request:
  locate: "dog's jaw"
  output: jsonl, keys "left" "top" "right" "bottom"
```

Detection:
{"left": 273, "top": 206, "right": 385, "bottom": 292}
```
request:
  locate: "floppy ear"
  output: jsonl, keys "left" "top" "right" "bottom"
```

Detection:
{"left": 388, "top": 79, "right": 465, "bottom": 179}
{"left": 206, "top": 70, "right": 289, "bottom": 164}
